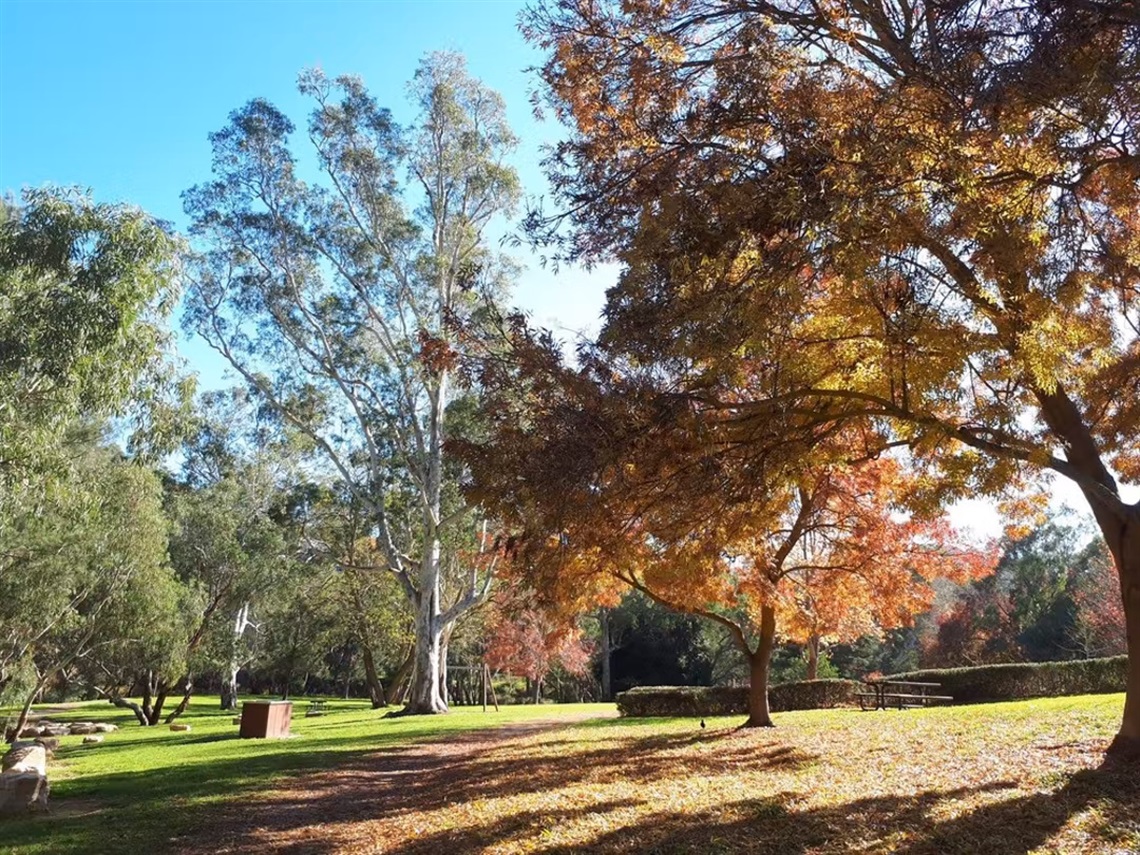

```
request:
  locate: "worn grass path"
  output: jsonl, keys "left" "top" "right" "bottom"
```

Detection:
{"left": 2, "top": 695, "right": 1137, "bottom": 854}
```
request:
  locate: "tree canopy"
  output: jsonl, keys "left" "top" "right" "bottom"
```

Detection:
{"left": 520, "top": 0, "right": 1140, "bottom": 754}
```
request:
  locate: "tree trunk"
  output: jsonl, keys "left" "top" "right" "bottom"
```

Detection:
{"left": 362, "top": 645, "right": 387, "bottom": 709}
{"left": 108, "top": 695, "right": 149, "bottom": 726}
{"left": 437, "top": 621, "right": 454, "bottom": 708}
{"left": 385, "top": 646, "right": 414, "bottom": 706}
{"left": 744, "top": 604, "right": 777, "bottom": 728}
{"left": 221, "top": 602, "right": 252, "bottom": 710}
{"left": 405, "top": 580, "right": 448, "bottom": 714}
{"left": 164, "top": 674, "right": 194, "bottom": 724}
{"left": 148, "top": 686, "right": 169, "bottom": 726}
{"left": 221, "top": 667, "right": 239, "bottom": 711}
{"left": 8, "top": 669, "right": 52, "bottom": 743}
{"left": 806, "top": 635, "right": 820, "bottom": 681}
{"left": 1108, "top": 512, "right": 1140, "bottom": 758}
{"left": 533, "top": 676, "right": 543, "bottom": 705}
{"left": 600, "top": 609, "right": 613, "bottom": 702}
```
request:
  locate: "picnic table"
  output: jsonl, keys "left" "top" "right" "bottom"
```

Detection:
{"left": 857, "top": 679, "right": 952, "bottom": 711}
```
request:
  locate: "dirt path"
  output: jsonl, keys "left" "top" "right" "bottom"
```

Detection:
{"left": 179, "top": 711, "right": 616, "bottom": 855}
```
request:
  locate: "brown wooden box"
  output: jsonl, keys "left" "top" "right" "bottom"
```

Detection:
{"left": 239, "top": 701, "right": 292, "bottom": 739}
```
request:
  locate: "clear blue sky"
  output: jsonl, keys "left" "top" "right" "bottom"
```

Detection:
{"left": 0, "top": 0, "right": 612, "bottom": 385}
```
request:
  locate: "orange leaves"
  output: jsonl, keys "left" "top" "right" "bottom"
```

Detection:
{"left": 484, "top": 586, "right": 594, "bottom": 681}
{"left": 772, "top": 457, "right": 999, "bottom": 647}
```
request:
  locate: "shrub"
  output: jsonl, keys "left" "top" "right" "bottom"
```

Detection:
{"left": 770, "top": 678, "right": 860, "bottom": 711}
{"left": 615, "top": 679, "right": 861, "bottom": 717}
{"left": 888, "top": 655, "right": 1126, "bottom": 704}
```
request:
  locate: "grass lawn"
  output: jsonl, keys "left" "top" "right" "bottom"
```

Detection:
{"left": 1, "top": 693, "right": 1136, "bottom": 853}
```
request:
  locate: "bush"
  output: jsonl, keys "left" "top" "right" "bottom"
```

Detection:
{"left": 770, "top": 678, "right": 860, "bottom": 711}
{"left": 615, "top": 679, "right": 861, "bottom": 717}
{"left": 888, "top": 655, "right": 1126, "bottom": 704}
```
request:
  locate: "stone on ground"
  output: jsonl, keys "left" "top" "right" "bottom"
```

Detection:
{"left": 0, "top": 771, "right": 49, "bottom": 816}
{"left": 169, "top": 723, "right": 191, "bottom": 732}
{"left": 2, "top": 743, "right": 46, "bottom": 776}
{"left": 82, "top": 735, "right": 104, "bottom": 744}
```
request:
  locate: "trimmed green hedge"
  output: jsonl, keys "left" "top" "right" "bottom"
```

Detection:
{"left": 888, "top": 655, "right": 1127, "bottom": 704}
{"left": 615, "top": 679, "right": 861, "bottom": 718}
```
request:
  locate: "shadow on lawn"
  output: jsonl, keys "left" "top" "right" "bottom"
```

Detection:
{"left": 209, "top": 727, "right": 1137, "bottom": 855}
{"left": 7, "top": 720, "right": 1137, "bottom": 855}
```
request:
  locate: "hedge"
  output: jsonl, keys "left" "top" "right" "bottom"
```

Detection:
{"left": 615, "top": 679, "right": 861, "bottom": 718}
{"left": 888, "top": 655, "right": 1127, "bottom": 704}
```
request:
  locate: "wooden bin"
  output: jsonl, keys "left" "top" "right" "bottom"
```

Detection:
{"left": 239, "top": 700, "right": 293, "bottom": 739}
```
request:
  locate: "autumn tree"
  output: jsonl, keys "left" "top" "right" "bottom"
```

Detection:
{"left": 524, "top": 0, "right": 1140, "bottom": 754}
{"left": 1072, "top": 542, "right": 1129, "bottom": 659}
{"left": 184, "top": 53, "right": 517, "bottom": 714}
{"left": 484, "top": 586, "right": 592, "bottom": 704}
{"left": 465, "top": 339, "right": 991, "bottom": 725}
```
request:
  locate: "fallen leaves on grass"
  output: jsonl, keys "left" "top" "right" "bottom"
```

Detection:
{"left": 182, "top": 695, "right": 1135, "bottom": 854}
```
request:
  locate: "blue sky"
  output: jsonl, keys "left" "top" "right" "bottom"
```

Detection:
{"left": 0, "top": 0, "right": 613, "bottom": 386}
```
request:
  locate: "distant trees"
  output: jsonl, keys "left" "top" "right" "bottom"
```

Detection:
{"left": 484, "top": 587, "right": 592, "bottom": 704}
{"left": 926, "top": 523, "right": 1128, "bottom": 668}
{"left": 184, "top": 53, "right": 518, "bottom": 715}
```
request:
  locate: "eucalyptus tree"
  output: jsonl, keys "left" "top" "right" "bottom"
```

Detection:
{"left": 184, "top": 53, "right": 518, "bottom": 713}
{"left": 2, "top": 440, "right": 176, "bottom": 739}
{"left": 0, "top": 187, "right": 189, "bottom": 483}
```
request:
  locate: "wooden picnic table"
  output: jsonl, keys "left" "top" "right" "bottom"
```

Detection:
{"left": 857, "top": 679, "right": 953, "bottom": 711}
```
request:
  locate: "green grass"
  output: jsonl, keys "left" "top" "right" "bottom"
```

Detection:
{"left": 0, "top": 697, "right": 611, "bottom": 854}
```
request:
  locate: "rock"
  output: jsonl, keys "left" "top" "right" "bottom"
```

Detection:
{"left": 38, "top": 725, "right": 70, "bottom": 738}
{"left": 0, "top": 770, "right": 49, "bottom": 815}
{"left": 68, "top": 722, "right": 98, "bottom": 735}
{"left": 32, "top": 737, "right": 59, "bottom": 758}
{"left": 82, "top": 735, "right": 104, "bottom": 745}
{"left": 93, "top": 723, "right": 118, "bottom": 733}
{"left": 2, "top": 743, "right": 46, "bottom": 776}
{"left": 17, "top": 727, "right": 39, "bottom": 739}
{"left": 169, "top": 723, "right": 191, "bottom": 732}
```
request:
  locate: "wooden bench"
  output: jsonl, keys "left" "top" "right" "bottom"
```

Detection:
{"left": 859, "top": 680, "right": 953, "bottom": 711}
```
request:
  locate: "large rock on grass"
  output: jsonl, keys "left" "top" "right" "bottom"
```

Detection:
{"left": 67, "top": 722, "right": 97, "bottom": 735}
{"left": 93, "top": 723, "right": 118, "bottom": 733}
{"left": 0, "top": 771, "right": 49, "bottom": 816}
{"left": 2, "top": 743, "right": 46, "bottom": 776}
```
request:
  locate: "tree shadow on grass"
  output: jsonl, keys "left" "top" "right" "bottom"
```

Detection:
{"left": 7, "top": 719, "right": 1136, "bottom": 855}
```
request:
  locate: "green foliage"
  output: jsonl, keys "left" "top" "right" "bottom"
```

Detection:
{"left": 0, "top": 187, "right": 190, "bottom": 478}
{"left": 891, "top": 656, "right": 1127, "bottom": 704}
{"left": 605, "top": 591, "right": 715, "bottom": 693}
{"left": 0, "top": 439, "right": 178, "bottom": 711}
{"left": 615, "top": 679, "right": 861, "bottom": 718}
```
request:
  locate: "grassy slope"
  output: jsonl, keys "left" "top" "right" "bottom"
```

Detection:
{"left": 1, "top": 694, "right": 1135, "bottom": 854}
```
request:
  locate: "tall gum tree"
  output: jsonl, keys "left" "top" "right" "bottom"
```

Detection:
{"left": 524, "top": 0, "right": 1140, "bottom": 755}
{"left": 184, "top": 53, "right": 518, "bottom": 714}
